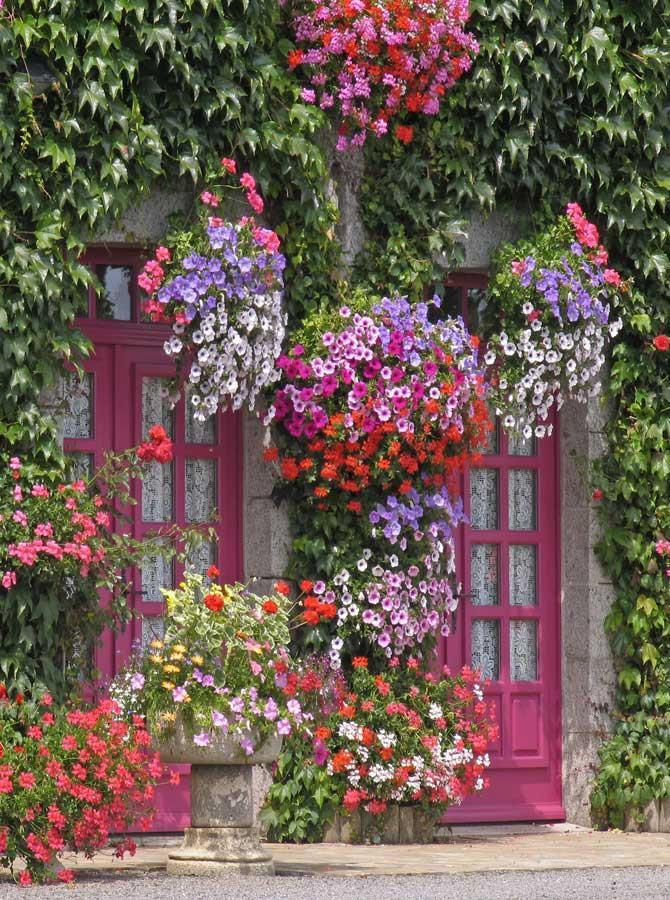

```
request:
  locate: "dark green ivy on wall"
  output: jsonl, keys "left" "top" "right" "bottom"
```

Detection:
{"left": 0, "top": 0, "right": 338, "bottom": 466}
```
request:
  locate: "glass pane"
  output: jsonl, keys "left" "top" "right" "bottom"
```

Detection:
{"left": 470, "top": 469, "right": 498, "bottom": 530}
{"left": 186, "top": 540, "right": 217, "bottom": 582}
{"left": 466, "top": 287, "right": 489, "bottom": 335}
{"left": 54, "top": 371, "right": 93, "bottom": 439}
{"left": 142, "top": 377, "right": 174, "bottom": 438}
{"left": 141, "top": 547, "right": 174, "bottom": 603}
{"left": 509, "top": 545, "right": 537, "bottom": 606}
{"left": 185, "top": 384, "right": 215, "bottom": 444}
{"left": 470, "top": 544, "right": 499, "bottom": 606}
{"left": 508, "top": 431, "right": 536, "bottom": 456}
{"left": 509, "top": 469, "right": 537, "bottom": 530}
{"left": 141, "top": 616, "right": 165, "bottom": 651}
{"left": 66, "top": 451, "right": 93, "bottom": 482}
{"left": 142, "top": 461, "right": 173, "bottom": 522}
{"left": 471, "top": 619, "right": 499, "bottom": 681}
{"left": 96, "top": 265, "right": 132, "bottom": 320}
{"left": 510, "top": 620, "right": 538, "bottom": 681}
{"left": 186, "top": 458, "right": 216, "bottom": 523}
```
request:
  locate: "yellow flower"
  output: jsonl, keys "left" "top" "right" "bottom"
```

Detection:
{"left": 162, "top": 712, "right": 177, "bottom": 723}
{"left": 190, "top": 655, "right": 204, "bottom": 666}
{"left": 163, "top": 664, "right": 181, "bottom": 674}
{"left": 162, "top": 681, "right": 175, "bottom": 690}
{"left": 173, "top": 644, "right": 187, "bottom": 654}
{"left": 149, "top": 655, "right": 163, "bottom": 664}
{"left": 150, "top": 639, "right": 164, "bottom": 649}
{"left": 170, "top": 653, "right": 185, "bottom": 662}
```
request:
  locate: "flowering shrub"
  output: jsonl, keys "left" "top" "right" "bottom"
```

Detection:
{"left": 320, "top": 659, "right": 496, "bottom": 816}
{"left": 139, "top": 159, "right": 286, "bottom": 422}
{"left": 485, "top": 204, "right": 625, "bottom": 439}
{"left": 267, "top": 294, "right": 489, "bottom": 660}
{"left": 116, "top": 572, "right": 306, "bottom": 754}
{"left": 0, "top": 691, "right": 164, "bottom": 885}
{"left": 0, "top": 428, "right": 185, "bottom": 698}
{"left": 288, "top": 0, "right": 479, "bottom": 150}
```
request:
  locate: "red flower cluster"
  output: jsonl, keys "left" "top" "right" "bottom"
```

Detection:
{"left": 136, "top": 425, "right": 174, "bottom": 464}
{"left": 0, "top": 695, "right": 165, "bottom": 884}
{"left": 653, "top": 334, "right": 670, "bottom": 352}
{"left": 320, "top": 662, "right": 498, "bottom": 816}
{"left": 290, "top": 0, "right": 479, "bottom": 150}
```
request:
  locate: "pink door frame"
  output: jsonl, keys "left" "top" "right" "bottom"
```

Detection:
{"left": 65, "top": 248, "right": 243, "bottom": 829}
{"left": 440, "top": 274, "right": 564, "bottom": 823}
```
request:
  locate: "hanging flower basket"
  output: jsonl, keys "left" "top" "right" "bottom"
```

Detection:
{"left": 288, "top": 0, "right": 479, "bottom": 150}
{"left": 265, "top": 293, "right": 491, "bottom": 664}
{"left": 484, "top": 203, "right": 625, "bottom": 439}
{"left": 139, "top": 160, "right": 286, "bottom": 422}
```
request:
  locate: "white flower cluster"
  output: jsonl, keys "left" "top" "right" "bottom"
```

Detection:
{"left": 166, "top": 287, "right": 286, "bottom": 422}
{"left": 486, "top": 312, "right": 622, "bottom": 439}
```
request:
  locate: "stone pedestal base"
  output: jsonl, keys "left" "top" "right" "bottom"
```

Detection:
{"left": 167, "top": 826, "right": 274, "bottom": 876}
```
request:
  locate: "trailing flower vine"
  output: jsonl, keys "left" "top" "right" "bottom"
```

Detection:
{"left": 140, "top": 160, "right": 286, "bottom": 420}
{"left": 484, "top": 205, "right": 625, "bottom": 439}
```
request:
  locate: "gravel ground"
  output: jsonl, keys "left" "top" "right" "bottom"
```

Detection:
{"left": 2, "top": 867, "right": 670, "bottom": 899}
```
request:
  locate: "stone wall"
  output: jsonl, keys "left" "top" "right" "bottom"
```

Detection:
{"left": 559, "top": 398, "right": 616, "bottom": 825}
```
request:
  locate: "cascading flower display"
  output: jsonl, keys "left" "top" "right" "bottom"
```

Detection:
{"left": 267, "top": 293, "right": 490, "bottom": 662}
{"left": 323, "top": 544, "right": 461, "bottom": 668}
{"left": 288, "top": 0, "right": 479, "bottom": 150}
{"left": 485, "top": 204, "right": 625, "bottom": 439}
{"left": 320, "top": 659, "right": 497, "bottom": 817}
{"left": 270, "top": 295, "right": 490, "bottom": 507}
{"left": 139, "top": 160, "right": 286, "bottom": 422}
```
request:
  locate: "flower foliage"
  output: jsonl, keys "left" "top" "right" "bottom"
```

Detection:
{"left": 140, "top": 162, "right": 287, "bottom": 422}
{"left": 268, "top": 294, "right": 490, "bottom": 661}
{"left": 118, "top": 572, "right": 306, "bottom": 754}
{"left": 288, "top": 0, "right": 478, "bottom": 149}
{"left": 485, "top": 206, "right": 625, "bottom": 439}
{"left": 320, "top": 659, "right": 496, "bottom": 816}
{"left": 0, "top": 430, "right": 187, "bottom": 699}
{"left": 0, "top": 691, "right": 164, "bottom": 885}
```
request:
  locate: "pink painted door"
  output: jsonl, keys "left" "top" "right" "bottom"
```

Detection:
{"left": 60, "top": 249, "right": 243, "bottom": 830}
{"left": 440, "top": 276, "right": 564, "bottom": 823}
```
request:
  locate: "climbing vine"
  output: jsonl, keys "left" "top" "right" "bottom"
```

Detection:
{"left": 0, "top": 0, "right": 339, "bottom": 467}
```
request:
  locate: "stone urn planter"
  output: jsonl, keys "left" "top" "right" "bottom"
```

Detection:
{"left": 155, "top": 717, "right": 282, "bottom": 876}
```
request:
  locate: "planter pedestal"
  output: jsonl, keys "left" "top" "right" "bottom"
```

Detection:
{"left": 154, "top": 721, "right": 281, "bottom": 876}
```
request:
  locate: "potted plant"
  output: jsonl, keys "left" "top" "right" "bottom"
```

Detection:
{"left": 316, "top": 657, "right": 497, "bottom": 843}
{"left": 115, "top": 572, "right": 303, "bottom": 875}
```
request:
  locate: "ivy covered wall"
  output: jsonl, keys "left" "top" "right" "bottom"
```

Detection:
{"left": 2, "top": 0, "right": 670, "bottom": 825}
